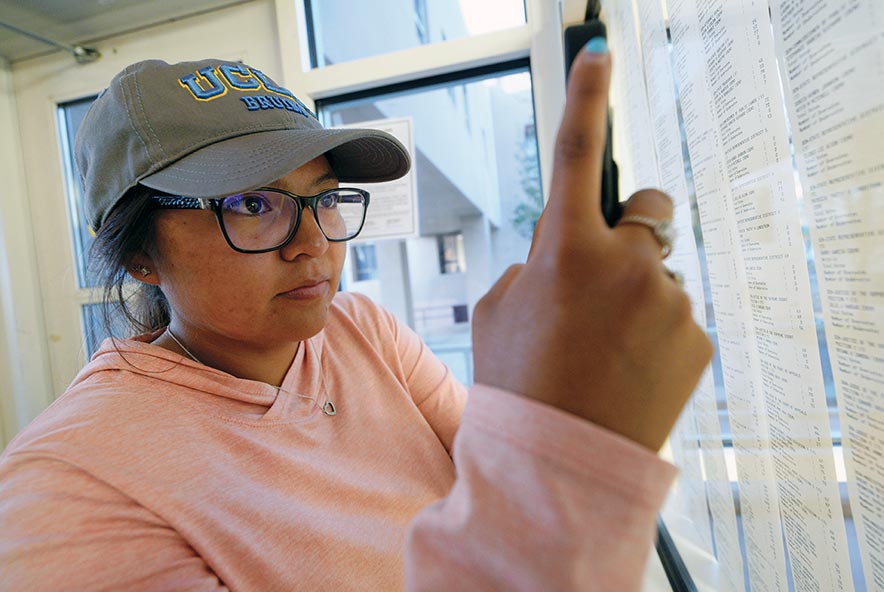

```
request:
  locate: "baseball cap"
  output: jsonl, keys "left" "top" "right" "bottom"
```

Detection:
{"left": 74, "top": 58, "right": 411, "bottom": 232}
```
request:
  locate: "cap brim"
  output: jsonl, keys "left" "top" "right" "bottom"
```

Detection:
{"left": 139, "top": 127, "right": 410, "bottom": 198}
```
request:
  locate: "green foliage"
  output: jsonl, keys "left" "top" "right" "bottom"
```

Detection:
{"left": 511, "top": 130, "right": 543, "bottom": 240}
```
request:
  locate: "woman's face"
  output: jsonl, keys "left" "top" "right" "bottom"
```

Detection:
{"left": 146, "top": 156, "right": 347, "bottom": 349}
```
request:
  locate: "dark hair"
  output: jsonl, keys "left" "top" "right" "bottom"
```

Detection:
{"left": 89, "top": 184, "right": 170, "bottom": 337}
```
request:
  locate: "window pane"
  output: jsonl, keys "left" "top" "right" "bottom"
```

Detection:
{"left": 57, "top": 96, "right": 98, "bottom": 289}
{"left": 437, "top": 233, "right": 466, "bottom": 274}
{"left": 306, "top": 0, "right": 526, "bottom": 68}
{"left": 320, "top": 65, "right": 541, "bottom": 386}
{"left": 351, "top": 243, "right": 380, "bottom": 281}
{"left": 81, "top": 303, "right": 130, "bottom": 358}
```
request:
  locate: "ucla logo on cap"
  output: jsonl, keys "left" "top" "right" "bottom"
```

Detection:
{"left": 178, "top": 63, "right": 317, "bottom": 119}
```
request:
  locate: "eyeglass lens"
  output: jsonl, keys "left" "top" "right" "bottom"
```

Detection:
{"left": 218, "top": 189, "right": 366, "bottom": 250}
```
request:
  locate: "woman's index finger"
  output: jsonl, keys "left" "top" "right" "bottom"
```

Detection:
{"left": 543, "top": 39, "right": 613, "bottom": 236}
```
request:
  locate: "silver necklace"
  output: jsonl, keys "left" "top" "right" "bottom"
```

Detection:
{"left": 166, "top": 328, "right": 336, "bottom": 416}
{"left": 166, "top": 327, "right": 202, "bottom": 364}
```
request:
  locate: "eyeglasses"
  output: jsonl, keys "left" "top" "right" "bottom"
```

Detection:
{"left": 151, "top": 187, "right": 370, "bottom": 253}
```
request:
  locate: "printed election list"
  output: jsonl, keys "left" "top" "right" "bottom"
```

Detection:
{"left": 668, "top": 0, "right": 852, "bottom": 590}
{"left": 771, "top": 1, "right": 884, "bottom": 589}
{"left": 634, "top": 0, "right": 746, "bottom": 588}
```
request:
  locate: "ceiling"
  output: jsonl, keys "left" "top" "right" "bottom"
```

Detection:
{"left": 0, "top": 0, "right": 251, "bottom": 64}
{"left": 1, "top": 0, "right": 595, "bottom": 65}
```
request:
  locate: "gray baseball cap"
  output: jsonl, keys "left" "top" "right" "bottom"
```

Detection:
{"left": 75, "top": 58, "right": 411, "bottom": 232}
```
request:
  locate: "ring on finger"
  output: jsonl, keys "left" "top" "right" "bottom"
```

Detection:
{"left": 618, "top": 215, "right": 676, "bottom": 258}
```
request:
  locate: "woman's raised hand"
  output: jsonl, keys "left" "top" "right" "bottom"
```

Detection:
{"left": 472, "top": 43, "right": 713, "bottom": 451}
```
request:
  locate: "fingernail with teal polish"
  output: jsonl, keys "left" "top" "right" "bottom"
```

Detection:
{"left": 584, "top": 37, "right": 608, "bottom": 54}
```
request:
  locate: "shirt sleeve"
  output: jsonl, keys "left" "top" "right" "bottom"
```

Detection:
{"left": 404, "top": 384, "right": 677, "bottom": 591}
{"left": 0, "top": 455, "right": 227, "bottom": 592}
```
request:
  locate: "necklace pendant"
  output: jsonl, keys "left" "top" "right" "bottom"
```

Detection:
{"left": 322, "top": 400, "right": 337, "bottom": 416}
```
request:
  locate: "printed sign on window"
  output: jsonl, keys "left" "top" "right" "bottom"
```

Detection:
{"left": 335, "top": 116, "right": 418, "bottom": 242}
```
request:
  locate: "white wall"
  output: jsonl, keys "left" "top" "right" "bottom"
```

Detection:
{"left": 0, "top": 57, "right": 55, "bottom": 447}
{"left": 1, "top": 0, "right": 282, "bottom": 444}
{"left": 406, "top": 236, "right": 466, "bottom": 310}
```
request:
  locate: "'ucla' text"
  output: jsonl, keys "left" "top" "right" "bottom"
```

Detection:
{"left": 178, "top": 64, "right": 316, "bottom": 119}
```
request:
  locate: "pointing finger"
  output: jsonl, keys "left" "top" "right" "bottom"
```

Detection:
{"left": 540, "top": 38, "right": 612, "bottom": 246}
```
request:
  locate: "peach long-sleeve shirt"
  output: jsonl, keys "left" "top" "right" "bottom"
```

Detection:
{"left": 0, "top": 292, "right": 675, "bottom": 590}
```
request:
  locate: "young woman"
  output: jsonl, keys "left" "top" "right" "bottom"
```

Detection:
{"left": 0, "top": 43, "right": 711, "bottom": 591}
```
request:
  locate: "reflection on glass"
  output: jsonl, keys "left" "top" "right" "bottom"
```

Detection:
{"left": 352, "top": 244, "right": 379, "bottom": 281}
{"left": 437, "top": 233, "right": 466, "bottom": 274}
{"left": 306, "top": 0, "right": 525, "bottom": 68}
{"left": 58, "top": 96, "right": 98, "bottom": 289}
{"left": 82, "top": 303, "right": 130, "bottom": 358}
{"left": 320, "top": 66, "right": 541, "bottom": 385}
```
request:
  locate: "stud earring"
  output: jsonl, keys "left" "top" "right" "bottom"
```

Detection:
{"left": 133, "top": 265, "right": 151, "bottom": 277}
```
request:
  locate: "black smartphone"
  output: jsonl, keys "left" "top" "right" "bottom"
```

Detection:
{"left": 563, "top": 19, "right": 621, "bottom": 228}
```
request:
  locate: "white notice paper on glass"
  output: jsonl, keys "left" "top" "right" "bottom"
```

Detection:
{"left": 335, "top": 117, "right": 419, "bottom": 242}
{"left": 668, "top": 0, "right": 854, "bottom": 590}
{"left": 609, "top": 0, "right": 716, "bottom": 560}
{"left": 601, "top": 0, "right": 659, "bottom": 199}
{"left": 633, "top": 0, "right": 746, "bottom": 587}
{"left": 668, "top": 1, "right": 783, "bottom": 589}
{"left": 603, "top": 2, "right": 736, "bottom": 583}
{"left": 770, "top": 1, "right": 884, "bottom": 589}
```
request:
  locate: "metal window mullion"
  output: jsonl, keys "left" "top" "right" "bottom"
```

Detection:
{"left": 525, "top": 0, "right": 567, "bottom": 206}
{"left": 272, "top": 1, "right": 533, "bottom": 101}
{"left": 297, "top": 26, "right": 532, "bottom": 99}
{"left": 273, "top": 0, "right": 318, "bottom": 112}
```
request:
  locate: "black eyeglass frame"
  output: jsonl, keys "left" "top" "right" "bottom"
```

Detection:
{"left": 151, "top": 187, "right": 371, "bottom": 254}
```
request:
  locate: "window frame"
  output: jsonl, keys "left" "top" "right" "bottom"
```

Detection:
{"left": 5, "top": 1, "right": 282, "bottom": 419}
{"left": 272, "top": 0, "right": 567, "bottom": 207}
